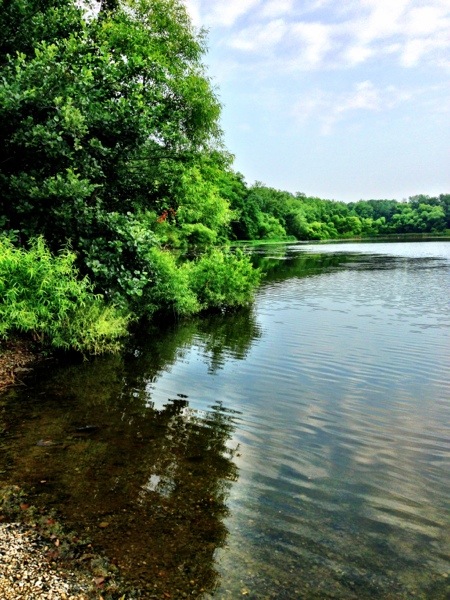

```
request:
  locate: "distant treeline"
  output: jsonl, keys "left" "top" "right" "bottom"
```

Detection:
{"left": 226, "top": 179, "right": 450, "bottom": 241}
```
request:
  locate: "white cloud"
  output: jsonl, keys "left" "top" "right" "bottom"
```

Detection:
{"left": 291, "top": 21, "right": 333, "bottom": 68}
{"left": 343, "top": 44, "right": 375, "bottom": 66}
{"left": 348, "top": 1, "right": 450, "bottom": 68}
{"left": 260, "top": 0, "right": 294, "bottom": 19}
{"left": 292, "top": 81, "right": 416, "bottom": 135}
{"left": 183, "top": 0, "right": 202, "bottom": 27}
{"left": 227, "top": 19, "right": 334, "bottom": 70}
{"left": 400, "top": 31, "right": 450, "bottom": 67}
{"left": 204, "top": 0, "right": 262, "bottom": 27}
{"left": 335, "top": 80, "right": 382, "bottom": 112}
{"left": 405, "top": 5, "right": 446, "bottom": 36}
{"left": 187, "top": 0, "right": 450, "bottom": 73}
{"left": 228, "top": 19, "right": 287, "bottom": 52}
{"left": 354, "top": 0, "right": 410, "bottom": 43}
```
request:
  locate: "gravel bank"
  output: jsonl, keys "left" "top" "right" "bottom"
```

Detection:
{"left": 0, "top": 522, "right": 91, "bottom": 600}
{"left": 0, "top": 339, "right": 40, "bottom": 391}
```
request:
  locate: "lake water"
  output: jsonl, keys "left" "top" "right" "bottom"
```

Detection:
{"left": 1, "top": 241, "right": 449, "bottom": 598}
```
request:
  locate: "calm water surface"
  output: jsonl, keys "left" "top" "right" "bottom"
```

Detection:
{"left": 1, "top": 241, "right": 449, "bottom": 599}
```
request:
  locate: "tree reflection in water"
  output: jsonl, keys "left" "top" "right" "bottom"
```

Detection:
{"left": 0, "top": 310, "right": 259, "bottom": 596}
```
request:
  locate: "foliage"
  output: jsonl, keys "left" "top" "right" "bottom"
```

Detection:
{"left": 78, "top": 209, "right": 160, "bottom": 308}
{"left": 0, "top": 0, "right": 84, "bottom": 65}
{"left": 0, "top": 236, "right": 128, "bottom": 353}
{"left": 142, "top": 247, "right": 200, "bottom": 317}
{"left": 1, "top": 3, "right": 220, "bottom": 273}
{"left": 389, "top": 202, "right": 446, "bottom": 233}
{"left": 174, "top": 162, "right": 234, "bottom": 247}
{"left": 188, "top": 249, "right": 261, "bottom": 311}
{"left": 0, "top": 0, "right": 221, "bottom": 231}
{"left": 0, "top": 0, "right": 263, "bottom": 323}
{"left": 230, "top": 183, "right": 449, "bottom": 242}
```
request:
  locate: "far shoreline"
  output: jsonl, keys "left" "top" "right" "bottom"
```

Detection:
{"left": 232, "top": 232, "right": 450, "bottom": 247}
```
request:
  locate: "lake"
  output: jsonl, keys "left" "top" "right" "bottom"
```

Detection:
{"left": 1, "top": 240, "right": 449, "bottom": 598}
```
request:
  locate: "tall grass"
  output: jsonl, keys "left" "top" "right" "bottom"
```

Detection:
{"left": 0, "top": 237, "right": 129, "bottom": 354}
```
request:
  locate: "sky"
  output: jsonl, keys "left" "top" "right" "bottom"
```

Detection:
{"left": 183, "top": 0, "right": 450, "bottom": 202}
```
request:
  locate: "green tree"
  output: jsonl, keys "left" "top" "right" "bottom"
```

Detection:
{"left": 438, "top": 194, "right": 450, "bottom": 228}
{"left": 0, "top": 0, "right": 262, "bottom": 318}
{"left": 0, "top": 0, "right": 84, "bottom": 65}
{"left": 0, "top": 0, "right": 222, "bottom": 239}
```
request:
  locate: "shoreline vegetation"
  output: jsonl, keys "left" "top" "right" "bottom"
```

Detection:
{"left": 1, "top": 231, "right": 448, "bottom": 391}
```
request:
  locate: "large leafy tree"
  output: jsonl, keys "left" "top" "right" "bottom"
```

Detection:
{"left": 0, "top": 0, "right": 255, "bottom": 313}
{"left": 0, "top": 0, "right": 222, "bottom": 241}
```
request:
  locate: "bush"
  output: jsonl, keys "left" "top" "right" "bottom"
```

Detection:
{"left": 188, "top": 249, "right": 261, "bottom": 311}
{"left": 0, "top": 236, "right": 128, "bottom": 354}
{"left": 125, "top": 246, "right": 261, "bottom": 318}
{"left": 143, "top": 247, "right": 200, "bottom": 317}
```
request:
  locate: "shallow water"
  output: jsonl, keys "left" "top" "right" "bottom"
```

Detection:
{"left": 1, "top": 241, "right": 449, "bottom": 598}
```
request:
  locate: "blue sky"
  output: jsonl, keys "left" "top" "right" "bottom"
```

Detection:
{"left": 184, "top": 0, "right": 450, "bottom": 202}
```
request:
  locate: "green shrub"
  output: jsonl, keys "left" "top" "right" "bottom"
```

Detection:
{"left": 79, "top": 209, "right": 159, "bottom": 309}
{"left": 180, "top": 223, "right": 218, "bottom": 247}
{"left": 143, "top": 247, "right": 200, "bottom": 317}
{"left": 188, "top": 249, "right": 261, "bottom": 311}
{"left": 0, "top": 236, "right": 128, "bottom": 353}
{"left": 128, "top": 246, "right": 261, "bottom": 318}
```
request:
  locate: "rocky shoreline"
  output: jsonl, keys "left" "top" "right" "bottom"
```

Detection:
{"left": 0, "top": 341, "right": 91, "bottom": 599}
{"left": 0, "top": 339, "right": 41, "bottom": 392}
{"left": 0, "top": 343, "right": 128, "bottom": 599}
{"left": 0, "top": 522, "right": 91, "bottom": 599}
{"left": 0, "top": 486, "right": 130, "bottom": 600}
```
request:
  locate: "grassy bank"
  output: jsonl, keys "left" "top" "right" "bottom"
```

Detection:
{"left": 0, "top": 237, "right": 129, "bottom": 357}
{"left": 0, "top": 236, "right": 261, "bottom": 363}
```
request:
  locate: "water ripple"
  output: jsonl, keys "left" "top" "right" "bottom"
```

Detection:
{"left": 210, "top": 242, "right": 450, "bottom": 599}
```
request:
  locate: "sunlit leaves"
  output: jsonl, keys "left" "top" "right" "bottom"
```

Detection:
{"left": 0, "top": 236, "right": 128, "bottom": 353}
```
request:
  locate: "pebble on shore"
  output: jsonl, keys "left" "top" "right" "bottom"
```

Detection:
{"left": 0, "top": 522, "right": 91, "bottom": 600}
